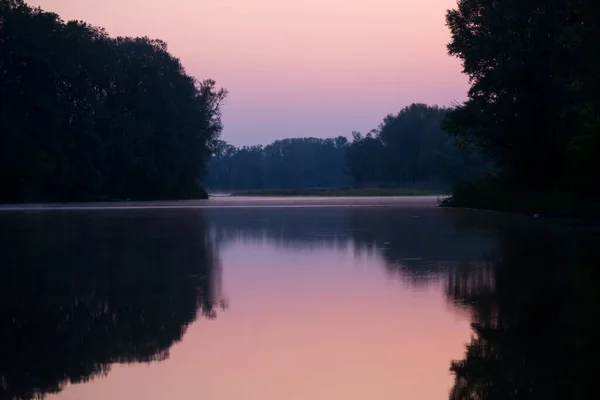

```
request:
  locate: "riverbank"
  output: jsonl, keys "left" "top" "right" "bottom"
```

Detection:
{"left": 439, "top": 179, "right": 600, "bottom": 219}
{"left": 229, "top": 187, "right": 445, "bottom": 197}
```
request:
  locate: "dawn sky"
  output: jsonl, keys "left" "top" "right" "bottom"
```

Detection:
{"left": 34, "top": 0, "right": 467, "bottom": 146}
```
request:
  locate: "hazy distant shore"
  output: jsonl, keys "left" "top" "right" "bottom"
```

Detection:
{"left": 229, "top": 188, "right": 446, "bottom": 197}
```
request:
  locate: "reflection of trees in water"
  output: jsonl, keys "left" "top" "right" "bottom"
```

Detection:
{"left": 206, "top": 206, "right": 599, "bottom": 398}
{"left": 207, "top": 207, "right": 499, "bottom": 286}
{"left": 346, "top": 207, "right": 499, "bottom": 286}
{"left": 208, "top": 208, "right": 353, "bottom": 252}
{"left": 447, "top": 221, "right": 599, "bottom": 399}
{"left": 0, "top": 210, "right": 224, "bottom": 400}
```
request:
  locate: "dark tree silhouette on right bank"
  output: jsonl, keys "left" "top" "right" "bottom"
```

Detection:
{"left": 443, "top": 0, "right": 600, "bottom": 208}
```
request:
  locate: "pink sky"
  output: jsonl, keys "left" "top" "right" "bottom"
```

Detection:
{"left": 34, "top": 0, "right": 467, "bottom": 145}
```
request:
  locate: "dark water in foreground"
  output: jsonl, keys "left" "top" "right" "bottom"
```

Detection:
{"left": 0, "top": 197, "right": 598, "bottom": 400}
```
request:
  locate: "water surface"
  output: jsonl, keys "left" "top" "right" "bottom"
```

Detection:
{"left": 1, "top": 198, "right": 597, "bottom": 399}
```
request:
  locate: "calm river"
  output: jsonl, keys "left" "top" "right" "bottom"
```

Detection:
{"left": 0, "top": 197, "right": 597, "bottom": 399}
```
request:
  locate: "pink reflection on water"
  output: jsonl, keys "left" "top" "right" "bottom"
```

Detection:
{"left": 50, "top": 243, "right": 471, "bottom": 400}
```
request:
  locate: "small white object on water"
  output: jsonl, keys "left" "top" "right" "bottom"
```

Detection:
{"left": 533, "top": 213, "right": 539, "bottom": 218}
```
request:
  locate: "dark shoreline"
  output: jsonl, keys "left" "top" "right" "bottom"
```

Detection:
{"left": 440, "top": 196, "right": 600, "bottom": 222}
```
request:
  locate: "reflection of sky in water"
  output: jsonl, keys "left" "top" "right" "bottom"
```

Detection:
{"left": 51, "top": 242, "right": 472, "bottom": 400}
{"left": 9, "top": 200, "right": 591, "bottom": 400}
{"left": 48, "top": 205, "right": 487, "bottom": 400}
{"left": 208, "top": 206, "right": 500, "bottom": 287}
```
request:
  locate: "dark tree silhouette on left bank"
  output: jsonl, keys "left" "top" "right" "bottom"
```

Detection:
{"left": 0, "top": 0, "right": 227, "bottom": 202}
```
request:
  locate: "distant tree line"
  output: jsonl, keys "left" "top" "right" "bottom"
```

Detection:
{"left": 206, "top": 104, "right": 487, "bottom": 192}
{"left": 205, "top": 137, "right": 351, "bottom": 191}
{"left": 443, "top": 0, "right": 600, "bottom": 208}
{"left": 0, "top": 0, "right": 226, "bottom": 202}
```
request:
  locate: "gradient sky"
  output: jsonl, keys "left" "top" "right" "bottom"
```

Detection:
{"left": 34, "top": 0, "right": 467, "bottom": 145}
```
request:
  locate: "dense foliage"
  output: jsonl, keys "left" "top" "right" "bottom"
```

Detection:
{"left": 205, "top": 137, "right": 351, "bottom": 191}
{"left": 0, "top": 0, "right": 226, "bottom": 202}
{"left": 344, "top": 104, "right": 487, "bottom": 188}
{"left": 444, "top": 0, "right": 600, "bottom": 202}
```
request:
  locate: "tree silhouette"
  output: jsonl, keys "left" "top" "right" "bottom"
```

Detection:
{"left": 345, "top": 104, "right": 486, "bottom": 187}
{"left": 206, "top": 137, "right": 351, "bottom": 191}
{"left": 0, "top": 0, "right": 226, "bottom": 202}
